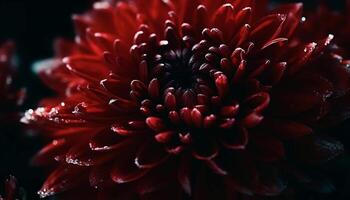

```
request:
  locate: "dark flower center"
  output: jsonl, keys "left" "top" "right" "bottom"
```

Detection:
{"left": 127, "top": 23, "right": 271, "bottom": 154}
{"left": 160, "top": 48, "right": 195, "bottom": 89}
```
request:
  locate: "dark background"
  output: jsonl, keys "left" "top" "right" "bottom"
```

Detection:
{"left": 0, "top": 0, "right": 346, "bottom": 199}
{"left": 0, "top": 0, "right": 93, "bottom": 199}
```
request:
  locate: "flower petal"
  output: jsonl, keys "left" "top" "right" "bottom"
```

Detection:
{"left": 38, "top": 165, "right": 88, "bottom": 198}
{"left": 135, "top": 139, "right": 169, "bottom": 169}
{"left": 220, "top": 126, "right": 248, "bottom": 150}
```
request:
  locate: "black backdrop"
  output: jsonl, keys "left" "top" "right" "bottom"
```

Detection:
{"left": 0, "top": 0, "right": 346, "bottom": 199}
{"left": 0, "top": 0, "right": 94, "bottom": 199}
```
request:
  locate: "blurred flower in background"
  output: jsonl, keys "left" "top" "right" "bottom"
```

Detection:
{"left": 0, "top": 42, "right": 25, "bottom": 121}
{"left": 0, "top": 176, "right": 24, "bottom": 200}
{"left": 0, "top": 42, "right": 27, "bottom": 199}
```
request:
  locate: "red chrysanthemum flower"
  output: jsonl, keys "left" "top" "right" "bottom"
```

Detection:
{"left": 22, "top": 0, "right": 350, "bottom": 199}
{"left": 0, "top": 42, "right": 25, "bottom": 121}
{"left": 0, "top": 176, "right": 23, "bottom": 200}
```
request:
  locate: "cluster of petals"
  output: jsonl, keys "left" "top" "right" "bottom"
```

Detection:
{"left": 0, "top": 176, "right": 20, "bottom": 200}
{"left": 21, "top": 0, "right": 350, "bottom": 199}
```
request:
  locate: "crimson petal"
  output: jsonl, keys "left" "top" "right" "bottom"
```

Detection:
{"left": 89, "top": 129, "right": 126, "bottom": 151}
{"left": 111, "top": 155, "right": 150, "bottom": 184}
{"left": 192, "top": 135, "right": 219, "bottom": 160}
{"left": 177, "top": 155, "right": 193, "bottom": 195}
{"left": 136, "top": 160, "right": 178, "bottom": 195}
{"left": 66, "top": 142, "right": 115, "bottom": 166}
{"left": 220, "top": 126, "right": 248, "bottom": 150}
{"left": 32, "top": 139, "right": 70, "bottom": 166}
{"left": 38, "top": 165, "right": 89, "bottom": 198}
{"left": 262, "top": 119, "right": 313, "bottom": 139}
{"left": 135, "top": 139, "right": 169, "bottom": 169}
